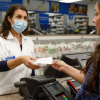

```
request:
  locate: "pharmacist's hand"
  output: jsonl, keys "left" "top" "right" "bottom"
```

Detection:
{"left": 21, "top": 56, "right": 41, "bottom": 70}
{"left": 50, "top": 60, "right": 67, "bottom": 72}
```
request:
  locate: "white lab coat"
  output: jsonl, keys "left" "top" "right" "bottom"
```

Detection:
{"left": 0, "top": 31, "right": 35, "bottom": 95}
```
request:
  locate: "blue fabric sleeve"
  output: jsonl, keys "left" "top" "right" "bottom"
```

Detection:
{"left": 0, "top": 60, "right": 10, "bottom": 72}
{"left": 0, "top": 60, "right": 35, "bottom": 74}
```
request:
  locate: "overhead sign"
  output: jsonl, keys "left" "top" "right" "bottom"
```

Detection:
{"left": 0, "top": 0, "right": 22, "bottom": 10}
{"left": 39, "top": 14, "right": 49, "bottom": 24}
{"left": 23, "top": 0, "right": 49, "bottom": 12}
{"left": 69, "top": 14, "right": 73, "bottom": 19}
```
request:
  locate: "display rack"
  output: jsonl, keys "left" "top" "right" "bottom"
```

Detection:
{"left": 49, "top": 14, "right": 65, "bottom": 35}
{"left": 74, "top": 16, "right": 88, "bottom": 34}
{"left": 28, "top": 12, "right": 36, "bottom": 29}
{"left": 28, "top": 12, "right": 43, "bottom": 35}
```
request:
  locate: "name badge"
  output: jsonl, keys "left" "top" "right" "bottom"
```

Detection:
{"left": 31, "top": 52, "right": 34, "bottom": 57}
{"left": 5, "top": 56, "right": 15, "bottom": 60}
{"left": 5, "top": 50, "right": 15, "bottom": 60}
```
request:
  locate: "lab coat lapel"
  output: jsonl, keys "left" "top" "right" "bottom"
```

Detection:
{"left": 21, "top": 33, "right": 28, "bottom": 55}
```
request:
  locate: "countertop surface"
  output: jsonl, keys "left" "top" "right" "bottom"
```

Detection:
{"left": 0, "top": 93, "right": 23, "bottom": 100}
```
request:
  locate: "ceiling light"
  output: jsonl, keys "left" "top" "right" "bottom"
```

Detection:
{"left": 59, "top": 0, "right": 83, "bottom": 3}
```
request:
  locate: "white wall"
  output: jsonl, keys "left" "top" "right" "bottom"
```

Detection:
{"left": 88, "top": 3, "right": 95, "bottom": 26}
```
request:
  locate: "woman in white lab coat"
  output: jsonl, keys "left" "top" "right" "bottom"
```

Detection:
{"left": 0, "top": 4, "right": 41, "bottom": 95}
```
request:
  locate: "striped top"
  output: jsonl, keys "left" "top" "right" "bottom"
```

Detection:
{"left": 75, "top": 64, "right": 100, "bottom": 100}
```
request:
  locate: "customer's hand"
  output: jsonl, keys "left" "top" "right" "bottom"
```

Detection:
{"left": 21, "top": 56, "right": 41, "bottom": 70}
{"left": 50, "top": 60, "right": 67, "bottom": 72}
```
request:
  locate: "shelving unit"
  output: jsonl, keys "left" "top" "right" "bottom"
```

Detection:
{"left": 28, "top": 12, "right": 36, "bottom": 29}
{"left": 28, "top": 12, "right": 43, "bottom": 35}
{"left": 49, "top": 14, "right": 65, "bottom": 35}
{"left": 74, "top": 16, "right": 88, "bottom": 34}
{"left": 27, "top": 13, "right": 89, "bottom": 35}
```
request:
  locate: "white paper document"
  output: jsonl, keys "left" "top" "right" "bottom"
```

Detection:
{"left": 33, "top": 57, "right": 53, "bottom": 65}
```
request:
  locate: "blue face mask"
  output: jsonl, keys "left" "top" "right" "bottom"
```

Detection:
{"left": 12, "top": 19, "right": 28, "bottom": 33}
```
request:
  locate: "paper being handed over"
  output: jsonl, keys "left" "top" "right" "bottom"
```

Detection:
{"left": 33, "top": 57, "right": 53, "bottom": 65}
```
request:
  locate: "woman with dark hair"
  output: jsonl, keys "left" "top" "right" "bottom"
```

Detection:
{"left": 50, "top": 0, "right": 100, "bottom": 99}
{"left": 0, "top": 4, "right": 41, "bottom": 95}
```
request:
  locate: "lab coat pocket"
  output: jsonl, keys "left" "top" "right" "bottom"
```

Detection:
{"left": 0, "top": 84, "right": 11, "bottom": 95}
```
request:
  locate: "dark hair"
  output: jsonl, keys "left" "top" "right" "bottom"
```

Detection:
{"left": 0, "top": 4, "right": 29, "bottom": 39}
{"left": 27, "top": 0, "right": 30, "bottom": 3}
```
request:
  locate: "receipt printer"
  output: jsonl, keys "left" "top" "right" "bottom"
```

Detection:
{"left": 14, "top": 75, "right": 73, "bottom": 100}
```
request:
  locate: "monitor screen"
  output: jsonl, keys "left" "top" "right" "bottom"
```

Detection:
{"left": 44, "top": 64, "right": 69, "bottom": 78}
{"left": 44, "top": 52, "right": 91, "bottom": 78}
{"left": 76, "top": 55, "right": 90, "bottom": 68}
{"left": 48, "top": 85, "right": 59, "bottom": 93}
{"left": 60, "top": 52, "right": 91, "bottom": 70}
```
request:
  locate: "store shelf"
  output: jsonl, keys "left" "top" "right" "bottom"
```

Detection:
{"left": 56, "top": 28, "right": 64, "bottom": 30}
{"left": 75, "top": 20, "right": 88, "bottom": 22}
{"left": 49, "top": 14, "right": 65, "bottom": 35}
{"left": 77, "top": 25, "right": 86, "bottom": 26}
{"left": 80, "top": 29, "right": 87, "bottom": 30}
{"left": 56, "top": 25, "right": 64, "bottom": 27}
{"left": 49, "top": 20, "right": 63, "bottom": 22}
{"left": 51, "top": 29, "right": 56, "bottom": 31}
{"left": 75, "top": 16, "right": 88, "bottom": 34}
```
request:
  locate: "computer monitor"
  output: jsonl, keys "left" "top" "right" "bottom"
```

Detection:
{"left": 44, "top": 52, "right": 91, "bottom": 78}
{"left": 44, "top": 64, "right": 69, "bottom": 78}
{"left": 60, "top": 52, "right": 91, "bottom": 70}
{"left": 76, "top": 55, "right": 90, "bottom": 68}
